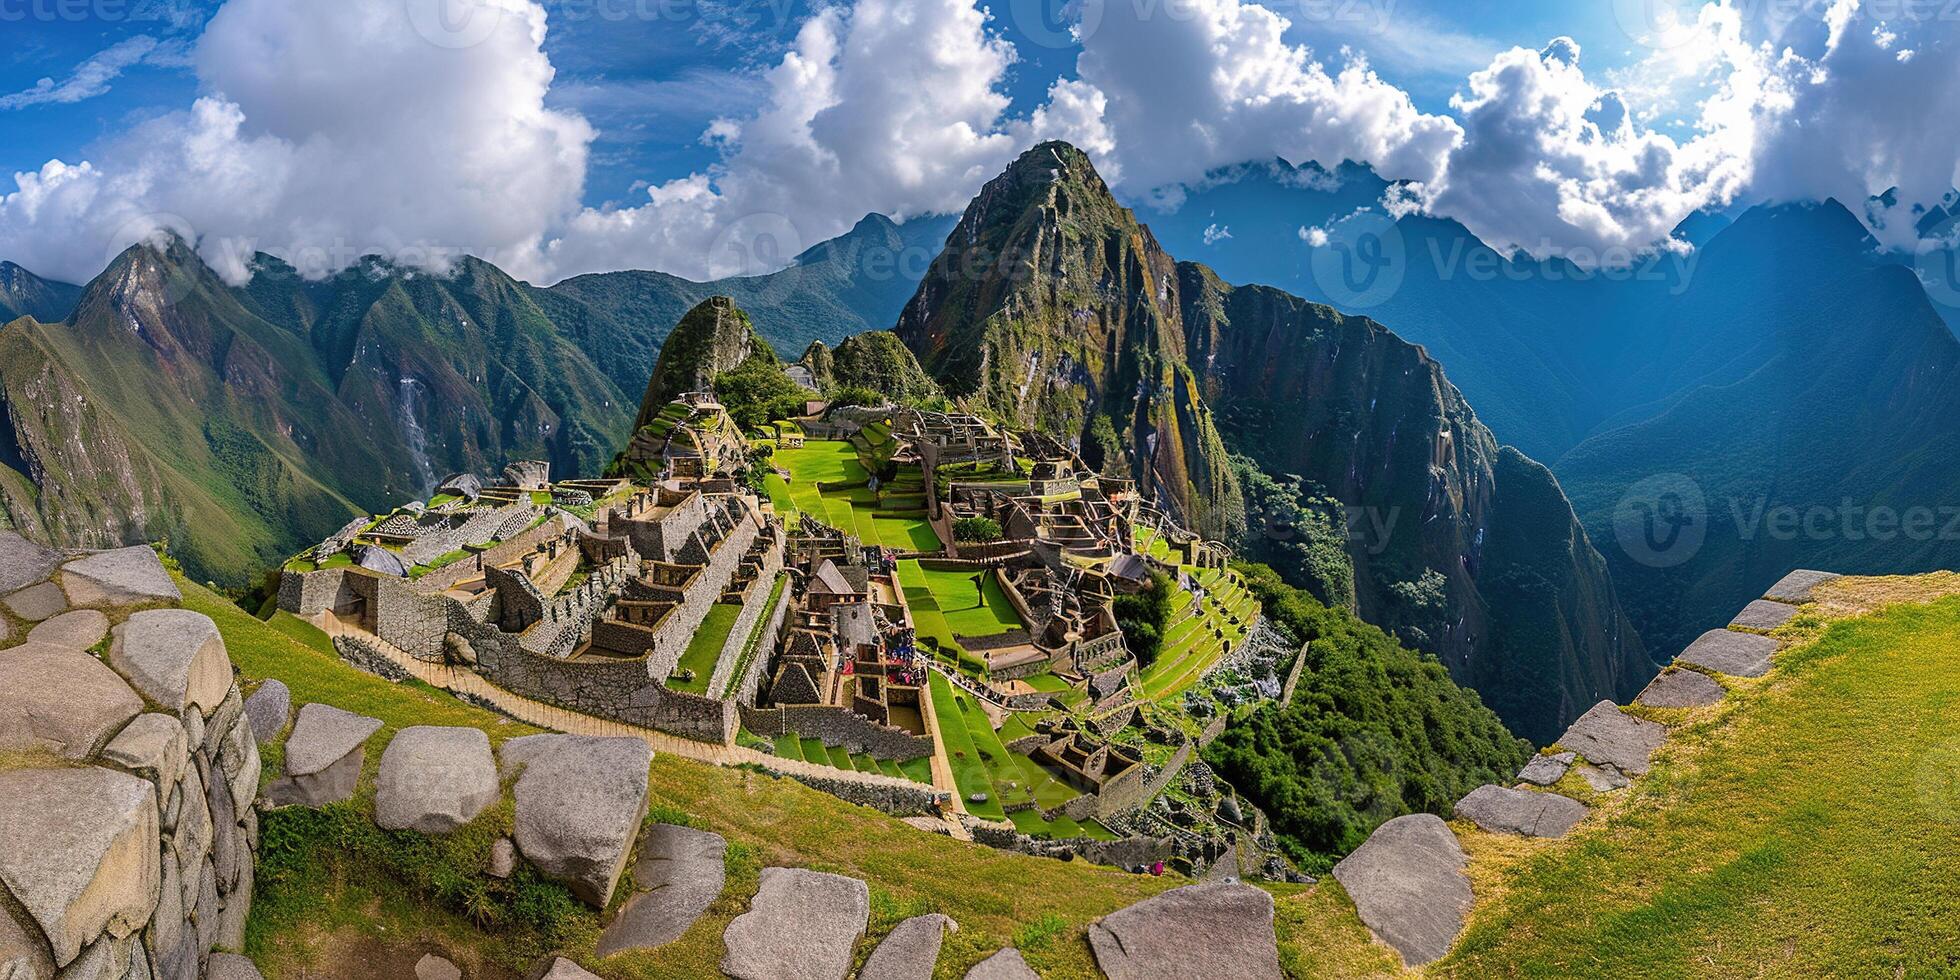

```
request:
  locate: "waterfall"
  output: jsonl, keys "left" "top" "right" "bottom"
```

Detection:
{"left": 397, "top": 376, "right": 437, "bottom": 495}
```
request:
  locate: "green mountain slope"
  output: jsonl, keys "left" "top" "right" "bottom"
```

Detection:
{"left": 0, "top": 237, "right": 632, "bottom": 584}
{"left": 0, "top": 260, "right": 81, "bottom": 323}
{"left": 533, "top": 212, "right": 957, "bottom": 397}
{"left": 896, "top": 142, "right": 1649, "bottom": 741}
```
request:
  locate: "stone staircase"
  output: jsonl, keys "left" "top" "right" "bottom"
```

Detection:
{"left": 1330, "top": 569, "right": 1842, "bottom": 968}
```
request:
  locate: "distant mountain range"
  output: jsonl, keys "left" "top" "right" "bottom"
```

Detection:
{"left": 1145, "top": 162, "right": 1960, "bottom": 655}
{"left": 0, "top": 212, "right": 953, "bottom": 587}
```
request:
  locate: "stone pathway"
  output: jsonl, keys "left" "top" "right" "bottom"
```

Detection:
{"left": 1326, "top": 569, "right": 1838, "bottom": 967}
{"left": 313, "top": 614, "right": 941, "bottom": 810}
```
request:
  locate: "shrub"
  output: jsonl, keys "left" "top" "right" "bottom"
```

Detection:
{"left": 953, "top": 516, "right": 1003, "bottom": 542}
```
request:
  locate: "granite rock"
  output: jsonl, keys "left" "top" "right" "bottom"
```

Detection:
{"left": 859, "top": 913, "right": 957, "bottom": 980}
{"left": 1088, "top": 882, "right": 1280, "bottom": 980}
{"left": 595, "top": 824, "right": 727, "bottom": 956}
{"left": 108, "top": 610, "right": 233, "bottom": 718}
{"left": 101, "top": 713, "right": 191, "bottom": 796}
{"left": 375, "top": 726, "right": 499, "bottom": 834}
{"left": 415, "top": 953, "right": 462, "bottom": 980}
{"left": 0, "top": 899, "right": 55, "bottom": 980}
{"left": 0, "top": 641, "right": 145, "bottom": 759}
{"left": 1677, "top": 629, "right": 1779, "bottom": 678}
{"left": 1517, "top": 751, "right": 1575, "bottom": 786}
{"left": 0, "top": 767, "right": 161, "bottom": 966}
{"left": 60, "top": 547, "right": 181, "bottom": 608}
{"left": 0, "top": 531, "right": 61, "bottom": 594}
{"left": 531, "top": 958, "right": 603, "bottom": 980}
{"left": 1764, "top": 569, "right": 1839, "bottom": 603}
{"left": 5, "top": 581, "right": 69, "bottom": 622}
{"left": 1453, "top": 785, "right": 1589, "bottom": 838}
{"left": 1730, "top": 599, "right": 1799, "bottom": 632}
{"left": 964, "top": 948, "right": 1038, "bottom": 980}
{"left": 242, "top": 680, "right": 291, "bottom": 745}
{"left": 500, "top": 735, "right": 651, "bottom": 907}
{"left": 1555, "top": 701, "right": 1668, "bottom": 775}
{"left": 1330, "top": 814, "right": 1470, "bottom": 968}
{"left": 720, "top": 867, "right": 868, "bottom": 980}
{"left": 26, "top": 608, "right": 109, "bottom": 649}
{"left": 263, "top": 703, "right": 380, "bottom": 808}
{"left": 1636, "top": 669, "right": 1727, "bottom": 709}
{"left": 206, "top": 953, "right": 266, "bottom": 980}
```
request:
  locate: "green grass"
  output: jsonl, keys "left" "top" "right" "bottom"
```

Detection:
{"left": 900, "top": 561, "right": 1023, "bottom": 638}
{"left": 927, "top": 673, "right": 1085, "bottom": 832}
{"left": 720, "top": 575, "right": 788, "bottom": 699}
{"left": 1438, "top": 591, "right": 1960, "bottom": 977}
{"left": 183, "top": 573, "right": 1393, "bottom": 978}
{"left": 771, "top": 734, "right": 803, "bottom": 760}
{"left": 669, "top": 604, "right": 741, "bottom": 694}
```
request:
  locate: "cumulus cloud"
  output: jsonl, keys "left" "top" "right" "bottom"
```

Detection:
{"left": 1412, "top": 31, "right": 1757, "bottom": 262}
{"left": 538, "top": 0, "right": 1109, "bottom": 281}
{"left": 1069, "top": 0, "right": 1462, "bottom": 195}
{"left": 0, "top": 0, "right": 591, "bottom": 286}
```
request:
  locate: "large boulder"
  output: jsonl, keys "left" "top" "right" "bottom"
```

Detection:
{"left": 26, "top": 608, "right": 109, "bottom": 649}
{"left": 0, "top": 767, "right": 161, "bottom": 967}
{"left": 107, "top": 610, "right": 233, "bottom": 717}
{"left": 859, "top": 914, "right": 957, "bottom": 980}
{"left": 1676, "top": 629, "right": 1779, "bottom": 678}
{"left": 720, "top": 868, "right": 869, "bottom": 980}
{"left": 1088, "top": 882, "right": 1280, "bottom": 980}
{"left": 1636, "top": 668, "right": 1727, "bottom": 709}
{"left": 595, "top": 824, "right": 728, "bottom": 956}
{"left": 0, "top": 642, "right": 145, "bottom": 759}
{"left": 243, "top": 679, "right": 292, "bottom": 745}
{"left": 59, "top": 547, "right": 181, "bottom": 608}
{"left": 264, "top": 703, "right": 381, "bottom": 808}
{"left": 1331, "top": 814, "right": 1470, "bottom": 968}
{"left": 1554, "top": 701, "right": 1668, "bottom": 775}
{"left": 0, "top": 531, "right": 60, "bottom": 594}
{"left": 499, "top": 735, "right": 651, "bottom": 907}
{"left": 1453, "top": 785, "right": 1589, "bottom": 838}
{"left": 964, "top": 948, "right": 1039, "bottom": 980}
{"left": 375, "top": 726, "right": 499, "bottom": 833}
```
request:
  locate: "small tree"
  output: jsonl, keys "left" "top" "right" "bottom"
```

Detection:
{"left": 953, "top": 516, "right": 1004, "bottom": 543}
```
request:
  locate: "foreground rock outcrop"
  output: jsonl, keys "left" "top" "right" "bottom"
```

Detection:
{"left": 1331, "top": 814, "right": 1471, "bottom": 968}
{"left": 721, "top": 867, "right": 869, "bottom": 980}
{"left": 0, "top": 537, "right": 261, "bottom": 978}
{"left": 1088, "top": 882, "right": 1281, "bottom": 980}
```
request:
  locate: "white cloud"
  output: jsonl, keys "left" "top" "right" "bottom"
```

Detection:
{"left": 1412, "top": 32, "right": 1756, "bottom": 262}
{"left": 0, "top": 36, "right": 169, "bottom": 110}
{"left": 0, "top": 0, "right": 591, "bottom": 286}
{"left": 1068, "top": 0, "right": 1462, "bottom": 193}
{"left": 537, "top": 0, "right": 1109, "bottom": 282}
{"left": 1202, "top": 223, "right": 1232, "bottom": 245}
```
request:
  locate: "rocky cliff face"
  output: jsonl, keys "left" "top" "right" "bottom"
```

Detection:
{"left": 896, "top": 143, "right": 1649, "bottom": 741}
{"left": 800, "top": 331, "right": 940, "bottom": 403}
{"left": 635, "top": 296, "right": 766, "bottom": 427}
{"left": 895, "top": 142, "right": 1244, "bottom": 540}
{"left": 0, "top": 260, "right": 81, "bottom": 323}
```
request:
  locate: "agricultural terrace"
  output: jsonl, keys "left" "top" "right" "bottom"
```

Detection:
{"left": 1138, "top": 565, "right": 1259, "bottom": 701}
{"left": 928, "top": 673, "right": 1118, "bottom": 841}
{"left": 763, "top": 438, "right": 941, "bottom": 554}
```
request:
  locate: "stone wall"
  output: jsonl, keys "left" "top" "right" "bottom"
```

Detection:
{"left": 415, "top": 513, "right": 570, "bottom": 593}
{"left": 730, "top": 574, "right": 792, "bottom": 706}
{"left": 965, "top": 821, "right": 1172, "bottom": 868}
{"left": 758, "top": 764, "right": 946, "bottom": 816}
{"left": 0, "top": 540, "right": 260, "bottom": 980}
{"left": 741, "top": 704, "right": 933, "bottom": 761}
{"left": 703, "top": 539, "right": 785, "bottom": 697}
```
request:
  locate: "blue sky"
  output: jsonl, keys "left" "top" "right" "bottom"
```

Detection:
{"left": 1, "top": 0, "right": 1952, "bottom": 286}
{"left": 0, "top": 0, "right": 1667, "bottom": 211}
